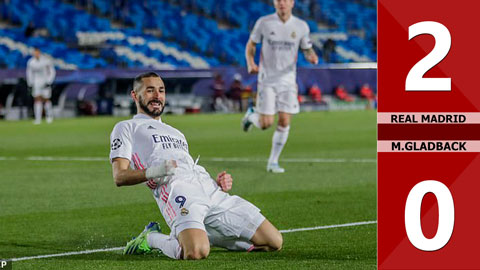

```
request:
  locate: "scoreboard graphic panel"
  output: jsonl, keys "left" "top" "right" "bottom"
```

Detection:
{"left": 378, "top": 0, "right": 480, "bottom": 268}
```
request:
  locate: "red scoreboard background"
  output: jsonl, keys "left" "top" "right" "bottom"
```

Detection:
{"left": 378, "top": 0, "right": 480, "bottom": 268}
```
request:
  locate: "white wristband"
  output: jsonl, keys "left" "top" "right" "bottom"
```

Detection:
{"left": 145, "top": 160, "right": 177, "bottom": 180}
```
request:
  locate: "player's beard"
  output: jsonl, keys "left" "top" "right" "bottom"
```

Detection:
{"left": 139, "top": 95, "right": 164, "bottom": 117}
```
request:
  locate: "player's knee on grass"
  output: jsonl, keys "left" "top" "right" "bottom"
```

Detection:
{"left": 269, "top": 231, "right": 283, "bottom": 251}
{"left": 178, "top": 228, "right": 210, "bottom": 260}
{"left": 182, "top": 242, "right": 210, "bottom": 260}
{"left": 251, "top": 220, "right": 283, "bottom": 251}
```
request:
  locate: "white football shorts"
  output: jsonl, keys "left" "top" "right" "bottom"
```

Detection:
{"left": 256, "top": 82, "right": 299, "bottom": 115}
{"left": 153, "top": 172, "right": 265, "bottom": 243}
{"left": 32, "top": 86, "right": 52, "bottom": 99}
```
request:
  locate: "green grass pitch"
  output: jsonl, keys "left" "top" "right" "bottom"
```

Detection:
{"left": 0, "top": 110, "right": 377, "bottom": 269}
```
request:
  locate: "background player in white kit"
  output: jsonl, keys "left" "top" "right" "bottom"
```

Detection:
{"left": 243, "top": 0, "right": 318, "bottom": 173}
{"left": 26, "top": 47, "right": 56, "bottom": 124}
{"left": 110, "top": 72, "right": 282, "bottom": 260}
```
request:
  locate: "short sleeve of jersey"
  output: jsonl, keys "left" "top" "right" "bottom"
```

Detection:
{"left": 109, "top": 121, "right": 133, "bottom": 163}
{"left": 300, "top": 22, "right": 313, "bottom": 50}
{"left": 250, "top": 17, "right": 264, "bottom": 44}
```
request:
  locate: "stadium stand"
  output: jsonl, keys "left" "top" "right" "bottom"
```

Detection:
{"left": 0, "top": 28, "right": 92, "bottom": 69}
{"left": 0, "top": 0, "right": 218, "bottom": 68}
{"left": 0, "top": 0, "right": 376, "bottom": 69}
{"left": 0, "top": 0, "right": 377, "bottom": 119}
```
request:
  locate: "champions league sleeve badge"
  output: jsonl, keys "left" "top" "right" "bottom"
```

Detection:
{"left": 111, "top": 138, "right": 123, "bottom": 150}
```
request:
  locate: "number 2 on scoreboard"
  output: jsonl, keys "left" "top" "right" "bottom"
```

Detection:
{"left": 406, "top": 21, "right": 452, "bottom": 91}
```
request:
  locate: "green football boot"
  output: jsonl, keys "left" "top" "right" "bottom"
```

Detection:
{"left": 124, "top": 222, "right": 161, "bottom": 255}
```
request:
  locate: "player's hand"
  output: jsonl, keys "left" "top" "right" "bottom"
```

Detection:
{"left": 216, "top": 171, "right": 233, "bottom": 192}
{"left": 307, "top": 53, "right": 319, "bottom": 65}
{"left": 248, "top": 63, "right": 259, "bottom": 74}
{"left": 146, "top": 160, "right": 177, "bottom": 179}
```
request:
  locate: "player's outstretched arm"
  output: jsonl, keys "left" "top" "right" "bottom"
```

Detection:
{"left": 245, "top": 40, "right": 259, "bottom": 74}
{"left": 303, "top": 48, "right": 319, "bottom": 65}
{"left": 216, "top": 171, "right": 233, "bottom": 192}
{"left": 112, "top": 158, "right": 176, "bottom": 187}
{"left": 47, "top": 60, "right": 56, "bottom": 84}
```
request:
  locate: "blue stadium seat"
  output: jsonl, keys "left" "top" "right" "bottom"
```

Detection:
{"left": 1, "top": 0, "right": 376, "bottom": 68}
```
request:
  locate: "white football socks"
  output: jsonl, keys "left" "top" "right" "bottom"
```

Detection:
{"left": 34, "top": 101, "right": 42, "bottom": 123}
{"left": 268, "top": 125, "right": 290, "bottom": 164}
{"left": 247, "top": 111, "right": 261, "bottom": 129}
{"left": 44, "top": 100, "right": 53, "bottom": 122}
{"left": 147, "top": 232, "right": 182, "bottom": 259}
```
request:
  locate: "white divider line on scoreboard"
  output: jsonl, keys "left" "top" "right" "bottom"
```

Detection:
{"left": 0, "top": 156, "right": 376, "bottom": 163}
{"left": 8, "top": 220, "right": 377, "bottom": 262}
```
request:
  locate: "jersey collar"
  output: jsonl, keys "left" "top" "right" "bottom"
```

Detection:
{"left": 133, "top": 113, "right": 163, "bottom": 123}
{"left": 275, "top": 12, "right": 292, "bottom": 24}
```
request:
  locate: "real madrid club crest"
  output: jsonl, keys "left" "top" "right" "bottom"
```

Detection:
{"left": 291, "top": 31, "right": 296, "bottom": 38}
{"left": 181, "top": 208, "right": 189, "bottom": 216}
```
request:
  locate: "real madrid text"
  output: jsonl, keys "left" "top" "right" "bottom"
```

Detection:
{"left": 390, "top": 114, "right": 466, "bottom": 123}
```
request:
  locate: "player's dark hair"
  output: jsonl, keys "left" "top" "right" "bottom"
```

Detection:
{"left": 133, "top": 72, "right": 161, "bottom": 92}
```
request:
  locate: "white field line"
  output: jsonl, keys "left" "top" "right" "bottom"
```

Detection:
{"left": 0, "top": 156, "right": 376, "bottom": 163}
{"left": 26, "top": 156, "right": 106, "bottom": 161}
{"left": 9, "top": 247, "right": 124, "bottom": 262}
{"left": 278, "top": 220, "right": 377, "bottom": 233}
{"left": 0, "top": 157, "right": 17, "bottom": 160}
{"left": 7, "top": 220, "right": 376, "bottom": 262}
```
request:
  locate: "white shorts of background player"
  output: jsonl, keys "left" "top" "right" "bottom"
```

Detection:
{"left": 255, "top": 82, "right": 299, "bottom": 115}
{"left": 32, "top": 85, "right": 52, "bottom": 99}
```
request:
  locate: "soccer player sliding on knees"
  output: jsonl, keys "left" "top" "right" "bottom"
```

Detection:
{"left": 110, "top": 72, "right": 282, "bottom": 260}
{"left": 243, "top": 0, "right": 319, "bottom": 173}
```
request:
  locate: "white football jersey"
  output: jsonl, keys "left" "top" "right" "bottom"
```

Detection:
{"left": 250, "top": 13, "right": 312, "bottom": 86}
{"left": 26, "top": 55, "right": 56, "bottom": 91}
{"left": 110, "top": 114, "right": 208, "bottom": 182}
